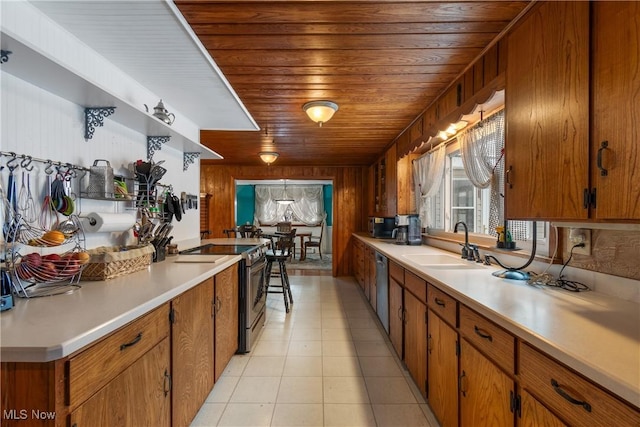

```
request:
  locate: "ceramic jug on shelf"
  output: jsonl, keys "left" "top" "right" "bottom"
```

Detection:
{"left": 144, "top": 99, "right": 175, "bottom": 125}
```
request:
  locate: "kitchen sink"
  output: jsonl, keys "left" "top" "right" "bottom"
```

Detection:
{"left": 401, "top": 254, "right": 486, "bottom": 269}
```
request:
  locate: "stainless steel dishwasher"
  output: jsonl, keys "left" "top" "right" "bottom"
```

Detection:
{"left": 375, "top": 251, "right": 389, "bottom": 333}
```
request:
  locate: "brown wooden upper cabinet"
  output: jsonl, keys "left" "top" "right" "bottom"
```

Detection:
{"left": 371, "top": 144, "right": 397, "bottom": 217}
{"left": 505, "top": 1, "right": 640, "bottom": 221}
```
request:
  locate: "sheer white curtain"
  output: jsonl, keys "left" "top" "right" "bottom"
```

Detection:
{"left": 413, "top": 144, "right": 446, "bottom": 228}
{"left": 254, "top": 185, "right": 325, "bottom": 225}
{"left": 458, "top": 109, "right": 505, "bottom": 231}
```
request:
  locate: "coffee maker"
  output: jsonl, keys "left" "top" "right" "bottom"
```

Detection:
{"left": 393, "top": 215, "right": 410, "bottom": 245}
{"left": 407, "top": 214, "right": 422, "bottom": 245}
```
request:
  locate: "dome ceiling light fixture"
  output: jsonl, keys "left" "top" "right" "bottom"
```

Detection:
{"left": 259, "top": 151, "right": 279, "bottom": 165}
{"left": 302, "top": 100, "right": 339, "bottom": 127}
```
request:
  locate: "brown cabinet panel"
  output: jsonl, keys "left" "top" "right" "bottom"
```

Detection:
{"left": 519, "top": 342, "right": 640, "bottom": 427}
{"left": 368, "top": 248, "right": 377, "bottom": 312}
{"left": 215, "top": 265, "right": 239, "bottom": 382}
{"left": 172, "top": 279, "right": 215, "bottom": 427}
{"left": 459, "top": 305, "right": 515, "bottom": 374}
{"left": 68, "top": 303, "right": 170, "bottom": 409}
{"left": 404, "top": 292, "right": 427, "bottom": 397}
{"left": 591, "top": 2, "right": 640, "bottom": 220}
{"left": 404, "top": 270, "right": 426, "bottom": 304}
{"left": 70, "top": 339, "right": 171, "bottom": 427}
{"left": 459, "top": 339, "right": 514, "bottom": 427}
{"left": 505, "top": 1, "right": 589, "bottom": 220}
{"left": 427, "top": 284, "right": 457, "bottom": 327}
{"left": 389, "top": 260, "right": 404, "bottom": 284}
{"left": 520, "top": 389, "right": 567, "bottom": 427}
{"left": 483, "top": 44, "right": 499, "bottom": 86}
{"left": 388, "top": 277, "right": 404, "bottom": 359}
{"left": 427, "top": 310, "right": 458, "bottom": 427}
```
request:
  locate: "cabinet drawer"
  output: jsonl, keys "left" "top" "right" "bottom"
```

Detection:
{"left": 427, "top": 284, "right": 457, "bottom": 327}
{"left": 459, "top": 305, "right": 515, "bottom": 374}
{"left": 404, "top": 271, "right": 426, "bottom": 304}
{"left": 519, "top": 342, "right": 640, "bottom": 427}
{"left": 68, "top": 303, "right": 170, "bottom": 408}
{"left": 389, "top": 260, "right": 404, "bottom": 284}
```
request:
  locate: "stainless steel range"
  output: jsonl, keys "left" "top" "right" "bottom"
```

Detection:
{"left": 178, "top": 243, "right": 266, "bottom": 353}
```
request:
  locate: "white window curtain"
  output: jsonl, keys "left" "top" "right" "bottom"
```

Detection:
{"left": 458, "top": 109, "right": 505, "bottom": 234}
{"left": 254, "top": 185, "right": 325, "bottom": 225}
{"left": 413, "top": 143, "right": 446, "bottom": 228}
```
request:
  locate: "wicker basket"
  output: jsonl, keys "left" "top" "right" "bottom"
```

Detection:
{"left": 81, "top": 245, "right": 154, "bottom": 281}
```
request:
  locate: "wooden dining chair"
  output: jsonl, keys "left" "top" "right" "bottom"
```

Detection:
{"left": 304, "top": 222, "right": 324, "bottom": 259}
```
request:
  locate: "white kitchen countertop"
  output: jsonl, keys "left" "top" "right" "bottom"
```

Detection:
{"left": 0, "top": 238, "right": 267, "bottom": 363}
{"left": 355, "top": 234, "right": 640, "bottom": 408}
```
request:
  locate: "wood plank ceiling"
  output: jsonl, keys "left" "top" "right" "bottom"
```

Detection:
{"left": 175, "top": 1, "right": 529, "bottom": 166}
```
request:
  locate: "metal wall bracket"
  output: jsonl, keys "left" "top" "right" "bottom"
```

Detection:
{"left": 84, "top": 107, "right": 116, "bottom": 140}
{"left": 183, "top": 152, "right": 200, "bottom": 171}
{"left": 147, "top": 136, "right": 170, "bottom": 161}
{"left": 0, "top": 50, "right": 12, "bottom": 64}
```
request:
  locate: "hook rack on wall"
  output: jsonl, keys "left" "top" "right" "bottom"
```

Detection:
{"left": 84, "top": 107, "right": 116, "bottom": 140}
{"left": 0, "top": 151, "right": 90, "bottom": 174}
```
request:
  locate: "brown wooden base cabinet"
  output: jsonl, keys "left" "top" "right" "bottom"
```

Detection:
{"left": 214, "top": 264, "right": 239, "bottom": 382}
{"left": 171, "top": 278, "right": 215, "bottom": 427}
{"left": 459, "top": 339, "right": 514, "bottom": 426}
{"left": 427, "top": 308, "right": 458, "bottom": 427}
{"left": 70, "top": 338, "right": 171, "bottom": 427}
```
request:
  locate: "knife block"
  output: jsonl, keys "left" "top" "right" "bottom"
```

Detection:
{"left": 153, "top": 244, "right": 166, "bottom": 262}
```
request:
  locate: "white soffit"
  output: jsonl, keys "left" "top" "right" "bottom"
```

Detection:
{"left": 30, "top": 0, "right": 259, "bottom": 132}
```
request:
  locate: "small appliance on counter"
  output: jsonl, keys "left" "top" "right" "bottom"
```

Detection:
{"left": 393, "top": 214, "right": 410, "bottom": 245}
{"left": 368, "top": 216, "right": 396, "bottom": 239}
{"left": 407, "top": 214, "right": 422, "bottom": 245}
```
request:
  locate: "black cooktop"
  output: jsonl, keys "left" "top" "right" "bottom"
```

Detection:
{"left": 179, "top": 244, "right": 256, "bottom": 255}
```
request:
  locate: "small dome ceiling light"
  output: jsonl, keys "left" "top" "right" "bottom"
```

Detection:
{"left": 303, "top": 100, "right": 339, "bottom": 127}
{"left": 259, "top": 151, "right": 279, "bottom": 165}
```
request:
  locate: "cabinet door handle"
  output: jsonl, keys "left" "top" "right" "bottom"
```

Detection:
{"left": 505, "top": 166, "right": 513, "bottom": 188}
{"left": 597, "top": 140, "right": 609, "bottom": 176}
{"left": 434, "top": 298, "right": 445, "bottom": 307}
{"left": 398, "top": 306, "right": 403, "bottom": 320}
{"left": 427, "top": 334, "right": 433, "bottom": 354}
{"left": 551, "top": 379, "right": 592, "bottom": 412}
{"left": 459, "top": 370, "right": 468, "bottom": 397}
{"left": 164, "top": 369, "right": 172, "bottom": 397}
{"left": 216, "top": 296, "right": 222, "bottom": 313}
{"left": 474, "top": 326, "right": 493, "bottom": 342}
{"left": 119, "top": 332, "right": 142, "bottom": 351}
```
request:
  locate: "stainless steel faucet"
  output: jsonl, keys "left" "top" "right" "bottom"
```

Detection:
{"left": 454, "top": 221, "right": 474, "bottom": 261}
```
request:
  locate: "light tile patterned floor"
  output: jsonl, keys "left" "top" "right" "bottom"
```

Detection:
{"left": 191, "top": 275, "right": 440, "bottom": 427}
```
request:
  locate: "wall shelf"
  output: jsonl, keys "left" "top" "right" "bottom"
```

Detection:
{"left": 0, "top": 33, "right": 222, "bottom": 160}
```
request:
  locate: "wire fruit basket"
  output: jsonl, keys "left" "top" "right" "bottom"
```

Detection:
{"left": 4, "top": 214, "right": 89, "bottom": 298}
